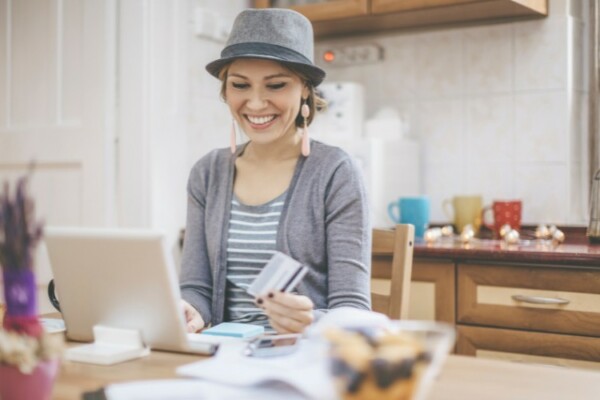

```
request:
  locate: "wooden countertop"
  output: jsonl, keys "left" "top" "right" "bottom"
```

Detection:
{"left": 414, "top": 238, "right": 600, "bottom": 267}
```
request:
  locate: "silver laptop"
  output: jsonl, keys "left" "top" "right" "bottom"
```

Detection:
{"left": 44, "top": 227, "right": 217, "bottom": 355}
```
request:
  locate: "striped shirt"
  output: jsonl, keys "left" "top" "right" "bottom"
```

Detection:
{"left": 225, "top": 191, "right": 287, "bottom": 331}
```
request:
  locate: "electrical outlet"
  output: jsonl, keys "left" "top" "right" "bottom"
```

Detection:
{"left": 319, "top": 44, "right": 384, "bottom": 67}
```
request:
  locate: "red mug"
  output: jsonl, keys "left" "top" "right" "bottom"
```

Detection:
{"left": 482, "top": 200, "right": 522, "bottom": 237}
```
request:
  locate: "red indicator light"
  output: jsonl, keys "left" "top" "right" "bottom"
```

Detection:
{"left": 323, "top": 50, "right": 335, "bottom": 63}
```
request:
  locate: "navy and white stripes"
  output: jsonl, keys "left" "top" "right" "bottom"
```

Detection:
{"left": 225, "top": 192, "right": 286, "bottom": 330}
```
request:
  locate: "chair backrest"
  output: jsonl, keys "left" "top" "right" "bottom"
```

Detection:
{"left": 370, "top": 224, "right": 415, "bottom": 320}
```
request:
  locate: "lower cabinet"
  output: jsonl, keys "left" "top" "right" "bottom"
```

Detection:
{"left": 457, "top": 325, "right": 600, "bottom": 370}
{"left": 387, "top": 256, "right": 600, "bottom": 370}
{"left": 455, "top": 262, "right": 600, "bottom": 370}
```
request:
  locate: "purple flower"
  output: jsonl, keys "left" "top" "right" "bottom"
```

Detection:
{"left": 0, "top": 170, "right": 44, "bottom": 271}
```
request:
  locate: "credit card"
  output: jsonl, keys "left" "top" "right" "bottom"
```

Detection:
{"left": 246, "top": 252, "right": 308, "bottom": 297}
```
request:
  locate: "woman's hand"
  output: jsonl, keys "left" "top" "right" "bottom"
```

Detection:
{"left": 258, "top": 292, "right": 314, "bottom": 334}
{"left": 181, "top": 300, "right": 205, "bottom": 333}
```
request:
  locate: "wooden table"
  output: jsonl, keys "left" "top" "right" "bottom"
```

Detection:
{"left": 52, "top": 351, "right": 600, "bottom": 399}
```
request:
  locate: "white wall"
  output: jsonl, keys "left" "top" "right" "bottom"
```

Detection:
{"left": 117, "top": 0, "right": 249, "bottom": 258}
{"left": 314, "top": 0, "right": 590, "bottom": 226}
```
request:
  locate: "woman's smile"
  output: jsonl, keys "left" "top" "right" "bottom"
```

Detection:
{"left": 245, "top": 114, "right": 278, "bottom": 130}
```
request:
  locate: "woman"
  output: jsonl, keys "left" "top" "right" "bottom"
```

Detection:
{"left": 180, "top": 8, "right": 371, "bottom": 334}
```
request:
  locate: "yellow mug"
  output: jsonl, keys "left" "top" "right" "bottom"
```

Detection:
{"left": 442, "top": 195, "right": 483, "bottom": 233}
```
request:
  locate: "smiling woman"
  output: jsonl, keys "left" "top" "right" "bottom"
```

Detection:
{"left": 222, "top": 59, "right": 309, "bottom": 150}
{"left": 179, "top": 8, "right": 372, "bottom": 335}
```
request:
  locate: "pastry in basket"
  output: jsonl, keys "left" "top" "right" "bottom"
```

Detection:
{"left": 326, "top": 327, "right": 431, "bottom": 400}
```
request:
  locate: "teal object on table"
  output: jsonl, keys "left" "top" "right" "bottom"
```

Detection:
{"left": 200, "top": 322, "right": 264, "bottom": 339}
{"left": 388, "top": 196, "right": 430, "bottom": 239}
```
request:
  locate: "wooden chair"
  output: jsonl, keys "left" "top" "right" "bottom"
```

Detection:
{"left": 370, "top": 224, "right": 415, "bottom": 320}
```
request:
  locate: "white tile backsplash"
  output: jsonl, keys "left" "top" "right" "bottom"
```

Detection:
{"left": 514, "top": 163, "right": 569, "bottom": 224}
{"left": 570, "top": 162, "right": 588, "bottom": 224}
{"left": 466, "top": 161, "right": 515, "bottom": 203}
{"left": 570, "top": 17, "right": 587, "bottom": 92}
{"left": 464, "top": 24, "right": 514, "bottom": 95}
{"left": 514, "top": 19, "right": 568, "bottom": 91}
{"left": 423, "top": 162, "right": 469, "bottom": 223}
{"left": 379, "top": 36, "right": 418, "bottom": 102}
{"left": 466, "top": 94, "right": 514, "bottom": 164}
{"left": 415, "top": 30, "right": 465, "bottom": 99}
{"left": 514, "top": 91, "right": 568, "bottom": 163}
{"left": 417, "top": 99, "right": 465, "bottom": 165}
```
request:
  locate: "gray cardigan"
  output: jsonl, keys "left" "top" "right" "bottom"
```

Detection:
{"left": 180, "top": 140, "right": 371, "bottom": 326}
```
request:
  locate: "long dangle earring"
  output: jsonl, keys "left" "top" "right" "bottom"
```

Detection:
{"left": 301, "top": 100, "right": 310, "bottom": 157}
{"left": 230, "top": 119, "right": 237, "bottom": 154}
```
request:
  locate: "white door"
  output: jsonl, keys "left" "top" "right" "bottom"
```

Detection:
{"left": 0, "top": 0, "right": 116, "bottom": 312}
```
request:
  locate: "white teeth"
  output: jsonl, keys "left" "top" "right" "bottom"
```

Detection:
{"left": 247, "top": 115, "right": 275, "bottom": 125}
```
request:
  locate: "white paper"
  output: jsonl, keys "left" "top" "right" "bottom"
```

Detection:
{"left": 177, "top": 340, "right": 338, "bottom": 400}
{"left": 105, "top": 379, "right": 306, "bottom": 400}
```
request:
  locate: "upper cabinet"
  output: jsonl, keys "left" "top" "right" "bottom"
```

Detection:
{"left": 254, "top": 0, "right": 548, "bottom": 38}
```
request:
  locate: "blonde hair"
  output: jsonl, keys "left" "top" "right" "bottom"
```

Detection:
{"left": 218, "top": 62, "right": 326, "bottom": 128}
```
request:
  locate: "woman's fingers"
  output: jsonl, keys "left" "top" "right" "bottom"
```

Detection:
{"left": 259, "top": 292, "right": 314, "bottom": 333}
{"left": 181, "top": 300, "right": 205, "bottom": 333}
{"left": 269, "top": 317, "right": 294, "bottom": 334}
{"left": 261, "top": 291, "right": 314, "bottom": 311}
{"left": 267, "top": 308, "right": 308, "bottom": 334}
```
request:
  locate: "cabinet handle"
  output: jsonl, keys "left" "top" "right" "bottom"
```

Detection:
{"left": 511, "top": 294, "right": 570, "bottom": 305}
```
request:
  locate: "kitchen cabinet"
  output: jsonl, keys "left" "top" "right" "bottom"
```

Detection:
{"left": 254, "top": 0, "right": 547, "bottom": 38}
{"left": 455, "top": 262, "right": 600, "bottom": 368}
{"left": 254, "top": 0, "right": 368, "bottom": 22}
{"left": 409, "top": 237, "right": 600, "bottom": 369}
{"left": 457, "top": 325, "right": 600, "bottom": 369}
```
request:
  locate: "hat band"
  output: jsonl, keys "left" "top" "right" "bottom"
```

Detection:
{"left": 221, "top": 42, "right": 314, "bottom": 66}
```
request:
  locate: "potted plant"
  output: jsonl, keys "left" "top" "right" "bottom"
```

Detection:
{"left": 0, "top": 172, "right": 63, "bottom": 400}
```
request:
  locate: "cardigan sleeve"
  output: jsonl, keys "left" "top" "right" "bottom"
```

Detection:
{"left": 179, "top": 161, "right": 214, "bottom": 325}
{"left": 323, "top": 157, "right": 372, "bottom": 311}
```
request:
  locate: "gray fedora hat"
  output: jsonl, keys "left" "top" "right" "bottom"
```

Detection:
{"left": 206, "top": 8, "right": 326, "bottom": 86}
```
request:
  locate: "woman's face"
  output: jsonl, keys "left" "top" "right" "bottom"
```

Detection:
{"left": 225, "top": 58, "right": 308, "bottom": 146}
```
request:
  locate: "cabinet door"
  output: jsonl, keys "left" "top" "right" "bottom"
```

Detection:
{"left": 457, "top": 325, "right": 600, "bottom": 370}
{"left": 372, "top": 0, "right": 480, "bottom": 13}
{"left": 372, "top": 0, "right": 547, "bottom": 14}
{"left": 457, "top": 263, "right": 600, "bottom": 337}
{"left": 254, "top": 1, "right": 369, "bottom": 21}
{"left": 371, "top": 260, "right": 455, "bottom": 323}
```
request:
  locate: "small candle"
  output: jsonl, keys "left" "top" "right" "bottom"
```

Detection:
{"left": 504, "top": 229, "right": 520, "bottom": 244}
{"left": 552, "top": 229, "right": 565, "bottom": 245}
{"left": 535, "top": 224, "right": 550, "bottom": 239}
{"left": 499, "top": 224, "right": 512, "bottom": 238}
{"left": 460, "top": 225, "right": 474, "bottom": 244}
{"left": 441, "top": 225, "right": 454, "bottom": 236}
{"left": 424, "top": 228, "right": 442, "bottom": 243}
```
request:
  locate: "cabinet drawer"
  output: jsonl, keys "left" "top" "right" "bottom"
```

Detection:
{"left": 457, "top": 264, "right": 600, "bottom": 337}
{"left": 457, "top": 325, "right": 600, "bottom": 369}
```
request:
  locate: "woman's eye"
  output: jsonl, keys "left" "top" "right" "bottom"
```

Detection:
{"left": 267, "top": 83, "right": 286, "bottom": 90}
{"left": 231, "top": 82, "right": 249, "bottom": 89}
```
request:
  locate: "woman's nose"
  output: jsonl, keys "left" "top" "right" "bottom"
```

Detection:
{"left": 245, "top": 90, "right": 268, "bottom": 109}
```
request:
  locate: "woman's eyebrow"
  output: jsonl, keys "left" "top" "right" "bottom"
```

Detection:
{"left": 264, "top": 73, "right": 291, "bottom": 80}
{"left": 228, "top": 72, "right": 291, "bottom": 80}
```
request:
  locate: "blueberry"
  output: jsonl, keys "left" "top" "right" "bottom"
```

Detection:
{"left": 346, "top": 370, "right": 366, "bottom": 393}
{"left": 372, "top": 358, "right": 396, "bottom": 388}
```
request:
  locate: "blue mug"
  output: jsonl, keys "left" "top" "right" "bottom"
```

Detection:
{"left": 387, "top": 197, "right": 430, "bottom": 239}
